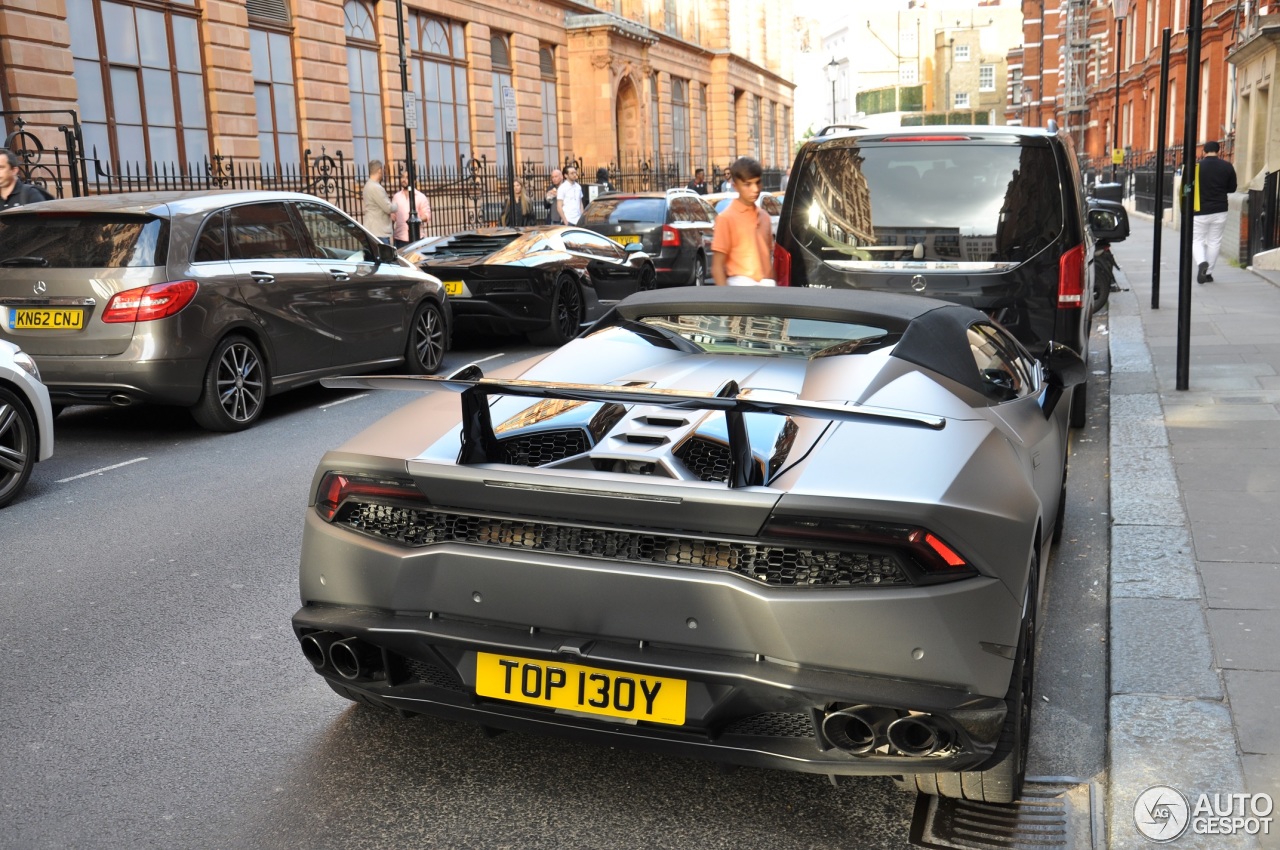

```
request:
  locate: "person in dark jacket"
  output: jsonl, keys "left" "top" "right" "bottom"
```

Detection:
{"left": 1192, "top": 140, "right": 1238, "bottom": 284}
{"left": 0, "top": 148, "right": 54, "bottom": 210}
{"left": 686, "top": 168, "right": 709, "bottom": 195}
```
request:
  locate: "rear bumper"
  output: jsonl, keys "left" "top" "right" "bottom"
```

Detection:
{"left": 292, "top": 603, "right": 1009, "bottom": 778}
{"left": 36, "top": 354, "right": 205, "bottom": 407}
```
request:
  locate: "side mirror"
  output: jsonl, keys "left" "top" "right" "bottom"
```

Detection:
{"left": 624, "top": 242, "right": 645, "bottom": 254}
{"left": 375, "top": 241, "right": 399, "bottom": 266}
{"left": 1087, "top": 202, "right": 1130, "bottom": 243}
{"left": 1041, "top": 342, "right": 1086, "bottom": 419}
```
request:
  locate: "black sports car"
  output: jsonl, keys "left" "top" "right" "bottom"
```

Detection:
{"left": 401, "top": 226, "right": 657, "bottom": 345}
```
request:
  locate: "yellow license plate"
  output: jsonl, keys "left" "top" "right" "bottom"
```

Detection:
{"left": 475, "top": 652, "right": 687, "bottom": 725}
{"left": 609, "top": 235, "right": 640, "bottom": 246}
{"left": 9, "top": 308, "right": 83, "bottom": 330}
{"left": 443, "top": 280, "right": 465, "bottom": 296}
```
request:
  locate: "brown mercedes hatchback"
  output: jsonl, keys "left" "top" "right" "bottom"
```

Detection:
{"left": 0, "top": 191, "right": 450, "bottom": 430}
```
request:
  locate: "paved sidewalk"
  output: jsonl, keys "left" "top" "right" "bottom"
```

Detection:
{"left": 1106, "top": 213, "right": 1279, "bottom": 848}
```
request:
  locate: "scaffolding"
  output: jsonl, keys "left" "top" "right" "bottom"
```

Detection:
{"left": 1061, "top": 0, "right": 1090, "bottom": 147}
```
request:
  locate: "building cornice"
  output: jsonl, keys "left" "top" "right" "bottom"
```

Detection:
{"left": 565, "top": 12, "right": 658, "bottom": 45}
{"left": 1229, "top": 22, "right": 1280, "bottom": 65}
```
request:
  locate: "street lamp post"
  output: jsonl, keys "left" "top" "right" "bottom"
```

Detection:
{"left": 1111, "top": 16, "right": 1124, "bottom": 183}
{"left": 394, "top": 0, "right": 420, "bottom": 243}
{"left": 826, "top": 57, "right": 839, "bottom": 125}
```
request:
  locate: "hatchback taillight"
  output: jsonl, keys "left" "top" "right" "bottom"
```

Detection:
{"left": 315, "top": 471, "right": 429, "bottom": 522}
{"left": 661, "top": 225, "right": 681, "bottom": 247}
{"left": 773, "top": 243, "right": 791, "bottom": 286}
{"left": 101, "top": 280, "right": 198, "bottom": 323}
{"left": 1057, "top": 244, "right": 1085, "bottom": 308}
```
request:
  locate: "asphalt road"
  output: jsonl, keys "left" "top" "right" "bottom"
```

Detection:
{"left": 0, "top": 326, "right": 1111, "bottom": 850}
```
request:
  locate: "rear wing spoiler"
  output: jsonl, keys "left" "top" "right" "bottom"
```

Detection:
{"left": 323, "top": 371, "right": 945, "bottom": 489}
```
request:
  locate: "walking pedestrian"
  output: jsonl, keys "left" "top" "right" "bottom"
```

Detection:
{"left": 686, "top": 168, "right": 709, "bottom": 195}
{"left": 1192, "top": 140, "right": 1238, "bottom": 284}
{"left": 391, "top": 177, "right": 431, "bottom": 248}
{"left": 556, "top": 165, "right": 585, "bottom": 226}
{"left": 362, "top": 160, "right": 394, "bottom": 245}
{"left": 544, "top": 168, "right": 564, "bottom": 224}
{"left": 0, "top": 149, "right": 54, "bottom": 210}
{"left": 710, "top": 157, "right": 774, "bottom": 287}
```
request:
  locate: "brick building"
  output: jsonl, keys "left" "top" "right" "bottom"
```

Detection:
{"left": 0, "top": 0, "right": 795, "bottom": 185}
{"left": 1009, "top": 0, "right": 1237, "bottom": 164}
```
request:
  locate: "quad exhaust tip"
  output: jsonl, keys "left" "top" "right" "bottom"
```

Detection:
{"left": 886, "top": 715, "right": 953, "bottom": 757}
{"left": 298, "top": 632, "right": 385, "bottom": 681}
{"left": 822, "top": 705, "right": 896, "bottom": 755}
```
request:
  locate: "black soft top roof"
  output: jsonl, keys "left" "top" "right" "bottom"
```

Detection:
{"left": 607, "top": 287, "right": 996, "bottom": 396}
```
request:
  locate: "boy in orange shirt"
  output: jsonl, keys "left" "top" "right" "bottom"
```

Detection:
{"left": 711, "top": 157, "right": 775, "bottom": 286}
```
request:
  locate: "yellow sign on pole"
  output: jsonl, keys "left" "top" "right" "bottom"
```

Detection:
{"left": 1112, "top": 148, "right": 1125, "bottom": 165}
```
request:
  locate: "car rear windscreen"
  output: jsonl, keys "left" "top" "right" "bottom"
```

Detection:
{"left": 636, "top": 314, "right": 895, "bottom": 359}
{"left": 786, "top": 142, "right": 1064, "bottom": 263}
{"left": 0, "top": 213, "right": 167, "bottom": 268}
{"left": 580, "top": 198, "right": 666, "bottom": 225}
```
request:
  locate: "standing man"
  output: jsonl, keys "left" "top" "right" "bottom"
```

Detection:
{"left": 1192, "top": 140, "right": 1237, "bottom": 284}
{"left": 556, "top": 165, "right": 585, "bottom": 226}
{"left": 544, "top": 168, "right": 564, "bottom": 224}
{"left": 362, "top": 160, "right": 394, "bottom": 245}
{"left": 719, "top": 168, "right": 734, "bottom": 192}
{"left": 710, "top": 157, "right": 774, "bottom": 287}
{"left": 0, "top": 149, "right": 54, "bottom": 210}
{"left": 686, "top": 168, "right": 709, "bottom": 195}
{"left": 391, "top": 175, "right": 431, "bottom": 248}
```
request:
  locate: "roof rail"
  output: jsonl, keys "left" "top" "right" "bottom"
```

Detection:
{"left": 1047, "top": 119, "right": 1059, "bottom": 133}
{"left": 665, "top": 186, "right": 697, "bottom": 196}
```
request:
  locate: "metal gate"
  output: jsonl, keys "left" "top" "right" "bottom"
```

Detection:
{"left": 0, "top": 110, "right": 87, "bottom": 198}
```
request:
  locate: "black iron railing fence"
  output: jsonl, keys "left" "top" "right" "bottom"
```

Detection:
{"left": 3, "top": 119, "right": 785, "bottom": 238}
{"left": 1247, "top": 170, "right": 1280, "bottom": 264}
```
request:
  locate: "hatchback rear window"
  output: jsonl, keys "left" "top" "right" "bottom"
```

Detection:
{"left": 580, "top": 198, "right": 666, "bottom": 225}
{"left": 786, "top": 142, "right": 1064, "bottom": 263}
{"left": 0, "top": 213, "right": 167, "bottom": 268}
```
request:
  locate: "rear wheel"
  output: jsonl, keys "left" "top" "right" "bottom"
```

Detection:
{"left": 688, "top": 253, "right": 707, "bottom": 286}
{"left": 638, "top": 265, "right": 657, "bottom": 291}
{"left": 405, "top": 300, "right": 446, "bottom": 374}
{"left": 191, "top": 335, "right": 266, "bottom": 432}
{"left": 0, "top": 388, "right": 36, "bottom": 509}
{"left": 528, "top": 275, "right": 582, "bottom": 346}
{"left": 912, "top": 553, "right": 1036, "bottom": 803}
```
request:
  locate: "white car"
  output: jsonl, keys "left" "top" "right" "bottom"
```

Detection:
{"left": 0, "top": 339, "right": 54, "bottom": 508}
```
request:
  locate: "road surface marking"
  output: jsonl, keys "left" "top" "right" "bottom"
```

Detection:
{"left": 320, "top": 393, "right": 369, "bottom": 409}
{"left": 57, "top": 457, "right": 149, "bottom": 483}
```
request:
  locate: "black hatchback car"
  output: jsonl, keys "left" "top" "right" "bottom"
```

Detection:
{"left": 774, "top": 124, "right": 1128, "bottom": 426}
{"left": 578, "top": 189, "right": 716, "bottom": 287}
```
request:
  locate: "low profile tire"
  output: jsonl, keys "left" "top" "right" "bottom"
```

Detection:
{"left": 528, "top": 275, "right": 582, "bottom": 346}
{"left": 406, "top": 300, "right": 446, "bottom": 374}
{"left": 638, "top": 265, "right": 657, "bottom": 292}
{"left": 1069, "top": 381, "right": 1087, "bottom": 429}
{"left": 0, "top": 387, "right": 36, "bottom": 509}
{"left": 191, "top": 335, "right": 266, "bottom": 432}
{"left": 688, "top": 253, "right": 707, "bottom": 287}
{"left": 912, "top": 554, "right": 1037, "bottom": 804}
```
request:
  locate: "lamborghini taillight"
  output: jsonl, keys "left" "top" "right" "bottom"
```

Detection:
{"left": 762, "top": 516, "right": 977, "bottom": 583}
{"left": 315, "top": 472, "right": 429, "bottom": 522}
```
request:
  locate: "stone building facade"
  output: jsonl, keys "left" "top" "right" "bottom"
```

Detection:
{"left": 0, "top": 0, "right": 795, "bottom": 181}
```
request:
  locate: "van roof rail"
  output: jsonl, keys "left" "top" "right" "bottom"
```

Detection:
{"left": 818, "top": 124, "right": 867, "bottom": 135}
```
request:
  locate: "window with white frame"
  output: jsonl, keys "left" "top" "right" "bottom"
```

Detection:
{"left": 411, "top": 14, "right": 471, "bottom": 171}
{"left": 954, "top": 91, "right": 970, "bottom": 109}
{"left": 250, "top": 28, "right": 299, "bottom": 166}
{"left": 539, "top": 46, "right": 559, "bottom": 168}
{"left": 344, "top": 0, "right": 383, "bottom": 167}
{"left": 979, "top": 65, "right": 995, "bottom": 92}
{"left": 491, "top": 34, "right": 514, "bottom": 169}
{"left": 955, "top": 43, "right": 970, "bottom": 62}
{"left": 671, "top": 78, "right": 689, "bottom": 172}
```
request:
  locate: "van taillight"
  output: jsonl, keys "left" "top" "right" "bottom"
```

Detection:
{"left": 774, "top": 244, "right": 791, "bottom": 286}
{"left": 1057, "top": 244, "right": 1085, "bottom": 308}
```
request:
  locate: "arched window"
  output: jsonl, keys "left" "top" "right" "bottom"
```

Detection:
{"left": 344, "top": 0, "right": 384, "bottom": 167}
{"left": 411, "top": 14, "right": 471, "bottom": 170}
{"left": 540, "top": 46, "right": 560, "bottom": 169}
{"left": 671, "top": 79, "right": 688, "bottom": 175}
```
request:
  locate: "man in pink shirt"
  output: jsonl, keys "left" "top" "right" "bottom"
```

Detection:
{"left": 391, "top": 178, "right": 432, "bottom": 248}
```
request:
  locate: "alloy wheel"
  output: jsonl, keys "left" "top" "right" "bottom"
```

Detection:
{"left": 555, "top": 280, "right": 582, "bottom": 340}
{"left": 0, "top": 396, "right": 33, "bottom": 506}
{"left": 413, "top": 305, "right": 445, "bottom": 372}
{"left": 214, "top": 341, "right": 264, "bottom": 424}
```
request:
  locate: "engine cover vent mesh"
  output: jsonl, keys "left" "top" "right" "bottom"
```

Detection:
{"left": 337, "top": 504, "right": 911, "bottom": 587}
{"left": 499, "top": 429, "right": 588, "bottom": 466}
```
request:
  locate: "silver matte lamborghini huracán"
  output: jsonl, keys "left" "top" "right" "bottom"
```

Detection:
{"left": 292, "top": 286, "right": 1086, "bottom": 803}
